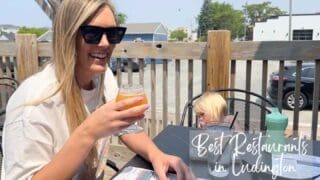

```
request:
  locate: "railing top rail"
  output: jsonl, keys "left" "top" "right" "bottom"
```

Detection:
{"left": 232, "top": 41, "right": 320, "bottom": 60}
{"left": 1, "top": 40, "right": 320, "bottom": 61}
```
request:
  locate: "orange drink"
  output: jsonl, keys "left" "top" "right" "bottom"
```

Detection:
{"left": 116, "top": 93, "right": 148, "bottom": 110}
{"left": 115, "top": 84, "right": 148, "bottom": 112}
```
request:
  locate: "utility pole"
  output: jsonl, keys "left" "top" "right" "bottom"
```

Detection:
{"left": 243, "top": 1, "right": 248, "bottom": 41}
{"left": 288, "top": 0, "right": 292, "bottom": 41}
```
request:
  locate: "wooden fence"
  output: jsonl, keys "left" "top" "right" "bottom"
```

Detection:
{"left": 0, "top": 31, "right": 319, "bottom": 141}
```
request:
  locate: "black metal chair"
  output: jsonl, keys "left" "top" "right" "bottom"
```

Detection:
{"left": 180, "top": 88, "right": 277, "bottom": 132}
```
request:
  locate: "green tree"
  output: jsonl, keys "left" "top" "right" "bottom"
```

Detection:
{"left": 243, "top": 1, "right": 285, "bottom": 25}
{"left": 116, "top": 13, "right": 127, "bottom": 25}
{"left": 198, "top": 1, "right": 245, "bottom": 40}
{"left": 18, "top": 26, "right": 48, "bottom": 37}
{"left": 198, "top": 0, "right": 211, "bottom": 41}
{"left": 170, "top": 30, "right": 187, "bottom": 41}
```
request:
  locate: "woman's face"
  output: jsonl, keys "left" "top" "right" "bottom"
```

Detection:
{"left": 76, "top": 6, "right": 116, "bottom": 87}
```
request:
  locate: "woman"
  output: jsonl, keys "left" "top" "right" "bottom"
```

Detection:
{"left": 2, "top": 0, "right": 193, "bottom": 179}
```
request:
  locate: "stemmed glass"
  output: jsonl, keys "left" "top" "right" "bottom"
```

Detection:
{"left": 115, "top": 84, "right": 148, "bottom": 112}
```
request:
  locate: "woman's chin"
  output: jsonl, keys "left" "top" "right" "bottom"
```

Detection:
{"left": 91, "top": 65, "right": 106, "bottom": 74}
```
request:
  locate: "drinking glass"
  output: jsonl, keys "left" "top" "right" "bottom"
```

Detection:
{"left": 116, "top": 84, "right": 148, "bottom": 115}
{"left": 207, "top": 130, "right": 233, "bottom": 178}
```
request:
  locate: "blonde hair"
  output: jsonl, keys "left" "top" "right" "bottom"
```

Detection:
{"left": 194, "top": 92, "right": 227, "bottom": 123}
{"left": 52, "top": 0, "right": 116, "bottom": 177}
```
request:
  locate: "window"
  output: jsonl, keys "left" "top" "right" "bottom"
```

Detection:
{"left": 302, "top": 67, "right": 315, "bottom": 78}
{"left": 293, "top": 30, "right": 313, "bottom": 40}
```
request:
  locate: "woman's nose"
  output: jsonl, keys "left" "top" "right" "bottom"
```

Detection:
{"left": 98, "top": 34, "right": 110, "bottom": 47}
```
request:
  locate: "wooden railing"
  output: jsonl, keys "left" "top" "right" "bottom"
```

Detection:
{"left": 0, "top": 31, "right": 319, "bottom": 141}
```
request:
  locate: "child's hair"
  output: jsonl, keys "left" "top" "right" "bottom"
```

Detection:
{"left": 194, "top": 92, "right": 227, "bottom": 123}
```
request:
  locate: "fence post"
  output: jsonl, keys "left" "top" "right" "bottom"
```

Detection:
{"left": 15, "top": 34, "right": 39, "bottom": 82}
{"left": 206, "top": 30, "right": 230, "bottom": 96}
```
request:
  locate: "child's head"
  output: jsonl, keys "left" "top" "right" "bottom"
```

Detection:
{"left": 194, "top": 92, "right": 227, "bottom": 128}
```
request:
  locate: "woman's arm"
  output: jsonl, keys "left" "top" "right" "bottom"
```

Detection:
{"left": 31, "top": 98, "right": 148, "bottom": 180}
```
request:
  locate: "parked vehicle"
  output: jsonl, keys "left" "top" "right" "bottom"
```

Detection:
{"left": 110, "top": 58, "right": 144, "bottom": 74}
{"left": 267, "top": 63, "right": 319, "bottom": 110}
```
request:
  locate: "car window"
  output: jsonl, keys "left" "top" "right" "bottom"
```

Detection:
{"left": 301, "top": 67, "right": 314, "bottom": 78}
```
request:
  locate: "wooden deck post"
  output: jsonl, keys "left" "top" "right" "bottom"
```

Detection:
{"left": 15, "top": 34, "right": 39, "bottom": 82}
{"left": 206, "top": 30, "right": 230, "bottom": 97}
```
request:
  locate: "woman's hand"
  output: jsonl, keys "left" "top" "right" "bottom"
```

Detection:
{"left": 150, "top": 151, "right": 195, "bottom": 180}
{"left": 81, "top": 96, "right": 148, "bottom": 141}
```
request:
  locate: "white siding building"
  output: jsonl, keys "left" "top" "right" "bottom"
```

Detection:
{"left": 253, "top": 13, "right": 320, "bottom": 41}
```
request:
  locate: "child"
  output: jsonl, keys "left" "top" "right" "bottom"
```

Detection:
{"left": 194, "top": 91, "right": 242, "bottom": 131}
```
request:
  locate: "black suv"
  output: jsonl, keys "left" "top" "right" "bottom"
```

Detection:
{"left": 267, "top": 63, "right": 319, "bottom": 110}
{"left": 110, "top": 58, "right": 142, "bottom": 74}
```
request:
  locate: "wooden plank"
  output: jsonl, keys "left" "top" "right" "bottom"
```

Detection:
{"left": 245, "top": 60, "right": 252, "bottom": 131}
{"left": 277, "top": 60, "right": 285, "bottom": 112}
{"left": 13, "top": 57, "right": 17, "bottom": 78}
{"left": 4, "top": 40, "right": 320, "bottom": 61}
{"left": 138, "top": 58, "right": 144, "bottom": 85}
{"left": 37, "top": 42, "right": 52, "bottom": 57}
{"left": 311, "top": 60, "right": 320, "bottom": 140}
{"left": 293, "top": 61, "right": 302, "bottom": 135}
{"left": 116, "top": 58, "right": 121, "bottom": 86}
{"left": 175, "top": 60, "right": 181, "bottom": 125}
{"left": 15, "top": 34, "right": 39, "bottom": 83}
{"left": 231, "top": 41, "right": 320, "bottom": 60}
{"left": 5, "top": 57, "right": 12, "bottom": 79}
{"left": 150, "top": 59, "right": 156, "bottom": 137}
{"left": 138, "top": 58, "right": 145, "bottom": 129}
{"left": 206, "top": 30, "right": 230, "bottom": 93}
{"left": 261, "top": 60, "right": 268, "bottom": 131}
{"left": 127, "top": 58, "right": 133, "bottom": 85}
{"left": 112, "top": 42, "right": 207, "bottom": 60}
{"left": 201, "top": 59, "right": 207, "bottom": 92}
{"left": 230, "top": 60, "right": 236, "bottom": 89}
{"left": 0, "top": 56, "right": 5, "bottom": 77}
{"left": 229, "top": 60, "right": 236, "bottom": 114}
{"left": 0, "top": 42, "right": 16, "bottom": 56}
{"left": 162, "top": 60, "right": 168, "bottom": 127}
{"left": 187, "top": 60, "right": 193, "bottom": 127}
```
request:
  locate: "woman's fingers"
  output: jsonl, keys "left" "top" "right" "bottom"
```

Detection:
{"left": 117, "top": 104, "right": 149, "bottom": 119}
{"left": 168, "top": 157, "right": 194, "bottom": 180}
{"left": 114, "top": 96, "right": 145, "bottom": 111}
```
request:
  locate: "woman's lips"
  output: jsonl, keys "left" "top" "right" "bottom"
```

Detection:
{"left": 89, "top": 52, "right": 107, "bottom": 59}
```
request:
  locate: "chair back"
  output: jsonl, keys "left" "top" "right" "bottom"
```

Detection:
{"left": 180, "top": 88, "right": 277, "bottom": 132}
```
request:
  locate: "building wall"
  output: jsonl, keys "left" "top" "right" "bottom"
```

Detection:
{"left": 123, "top": 34, "right": 154, "bottom": 42}
{"left": 153, "top": 34, "right": 167, "bottom": 41}
{"left": 253, "top": 15, "right": 320, "bottom": 41}
{"left": 123, "top": 33, "right": 167, "bottom": 42}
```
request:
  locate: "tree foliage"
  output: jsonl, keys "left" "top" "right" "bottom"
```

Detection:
{"left": 198, "top": 1, "right": 245, "bottom": 41}
{"left": 243, "top": 1, "right": 286, "bottom": 25}
{"left": 18, "top": 26, "right": 48, "bottom": 37}
{"left": 116, "top": 13, "right": 127, "bottom": 25}
{"left": 170, "top": 30, "right": 188, "bottom": 41}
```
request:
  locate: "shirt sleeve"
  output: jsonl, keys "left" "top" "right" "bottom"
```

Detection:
{"left": 104, "top": 67, "right": 143, "bottom": 136}
{"left": 3, "top": 106, "right": 55, "bottom": 180}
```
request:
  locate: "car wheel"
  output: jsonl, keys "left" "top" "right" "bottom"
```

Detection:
{"left": 283, "top": 91, "right": 308, "bottom": 110}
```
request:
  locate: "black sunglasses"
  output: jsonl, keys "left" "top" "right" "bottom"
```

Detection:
{"left": 79, "top": 25, "right": 126, "bottom": 44}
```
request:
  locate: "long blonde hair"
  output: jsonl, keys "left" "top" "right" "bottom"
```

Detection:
{"left": 52, "top": 0, "right": 116, "bottom": 177}
{"left": 194, "top": 92, "right": 227, "bottom": 123}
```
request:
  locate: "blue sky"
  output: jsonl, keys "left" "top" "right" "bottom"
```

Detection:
{"left": 1, "top": 0, "right": 320, "bottom": 30}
